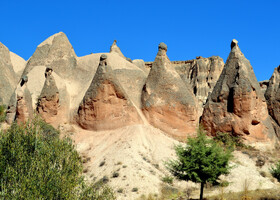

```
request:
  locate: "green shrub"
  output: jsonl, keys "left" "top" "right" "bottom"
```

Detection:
{"left": 0, "top": 104, "right": 6, "bottom": 123}
{"left": 270, "top": 160, "right": 280, "bottom": 182}
{"left": 0, "top": 118, "right": 115, "bottom": 200}
{"left": 161, "top": 176, "right": 173, "bottom": 185}
{"left": 213, "top": 132, "right": 245, "bottom": 149}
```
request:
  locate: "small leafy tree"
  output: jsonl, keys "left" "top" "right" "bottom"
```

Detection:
{"left": 270, "top": 160, "right": 280, "bottom": 182}
{"left": 166, "top": 127, "right": 233, "bottom": 200}
{"left": 0, "top": 118, "right": 115, "bottom": 199}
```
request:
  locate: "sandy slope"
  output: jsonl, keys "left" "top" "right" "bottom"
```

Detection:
{"left": 72, "top": 124, "right": 183, "bottom": 199}
{"left": 68, "top": 124, "right": 280, "bottom": 199}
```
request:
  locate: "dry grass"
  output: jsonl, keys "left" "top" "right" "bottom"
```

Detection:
{"left": 208, "top": 188, "right": 280, "bottom": 200}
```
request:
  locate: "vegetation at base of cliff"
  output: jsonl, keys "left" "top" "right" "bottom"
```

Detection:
{"left": 0, "top": 118, "right": 115, "bottom": 200}
{"left": 270, "top": 160, "right": 280, "bottom": 182}
{"left": 0, "top": 104, "right": 6, "bottom": 123}
{"left": 213, "top": 132, "right": 250, "bottom": 150}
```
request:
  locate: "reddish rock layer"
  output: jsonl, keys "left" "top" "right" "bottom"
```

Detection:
{"left": 77, "top": 54, "right": 142, "bottom": 130}
{"left": 142, "top": 43, "right": 198, "bottom": 138}
{"left": 201, "top": 40, "right": 276, "bottom": 142}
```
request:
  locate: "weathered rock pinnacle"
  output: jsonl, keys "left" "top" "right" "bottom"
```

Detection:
{"left": 141, "top": 42, "right": 199, "bottom": 139}
{"left": 77, "top": 54, "right": 142, "bottom": 130}
{"left": 201, "top": 40, "right": 276, "bottom": 142}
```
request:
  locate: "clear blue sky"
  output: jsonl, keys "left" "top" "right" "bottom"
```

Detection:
{"left": 0, "top": 0, "right": 279, "bottom": 81}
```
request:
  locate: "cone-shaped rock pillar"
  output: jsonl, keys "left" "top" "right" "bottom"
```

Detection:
{"left": 77, "top": 54, "right": 142, "bottom": 130}
{"left": 110, "top": 40, "right": 126, "bottom": 58}
{"left": 36, "top": 67, "right": 60, "bottom": 123}
{"left": 141, "top": 42, "right": 199, "bottom": 139}
{"left": 201, "top": 39, "right": 276, "bottom": 142}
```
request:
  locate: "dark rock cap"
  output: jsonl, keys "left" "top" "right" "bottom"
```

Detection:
{"left": 100, "top": 54, "right": 107, "bottom": 61}
{"left": 231, "top": 39, "right": 238, "bottom": 49}
{"left": 158, "top": 42, "right": 167, "bottom": 51}
{"left": 20, "top": 75, "right": 28, "bottom": 87}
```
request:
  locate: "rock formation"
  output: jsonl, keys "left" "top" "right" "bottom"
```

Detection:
{"left": 133, "top": 59, "right": 150, "bottom": 75}
{"left": 141, "top": 42, "right": 198, "bottom": 138}
{"left": 77, "top": 54, "right": 142, "bottom": 130}
{"left": 0, "top": 43, "right": 18, "bottom": 105}
{"left": 110, "top": 40, "right": 126, "bottom": 59}
{"left": 259, "top": 80, "right": 269, "bottom": 94}
{"left": 201, "top": 39, "right": 276, "bottom": 142}
{"left": 6, "top": 76, "right": 33, "bottom": 124}
{"left": 174, "top": 56, "right": 224, "bottom": 115}
{"left": 36, "top": 67, "right": 60, "bottom": 123}
{"left": 265, "top": 66, "right": 280, "bottom": 137}
{"left": 22, "top": 32, "right": 77, "bottom": 79}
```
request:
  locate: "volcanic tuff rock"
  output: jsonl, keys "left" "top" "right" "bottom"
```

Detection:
{"left": 22, "top": 32, "right": 77, "bottom": 79}
{"left": 174, "top": 56, "right": 224, "bottom": 115}
{"left": 77, "top": 54, "right": 142, "bottom": 130}
{"left": 110, "top": 40, "right": 126, "bottom": 59}
{"left": 259, "top": 80, "right": 269, "bottom": 94}
{"left": 0, "top": 43, "right": 22, "bottom": 105}
{"left": 265, "top": 66, "right": 280, "bottom": 137}
{"left": 132, "top": 59, "right": 150, "bottom": 75}
{"left": 36, "top": 67, "right": 60, "bottom": 123}
{"left": 6, "top": 76, "right": 33, "bottom": 124}
{"left": 201, "top": 39, "right": 276, "bottom": 142}
{"left": 141, "top": 42, "right": 198, "bottom": 138}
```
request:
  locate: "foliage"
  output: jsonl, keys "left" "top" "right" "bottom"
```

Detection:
{"left": 161, "top": 176, "right": 173, "bottom": 185}
{"left": 270, "top": 160, "right": 280, "bottom": 182}
{"left": 0, "top": 104, "right": 6, "bottom": 123}
{"left": 0, "top": 118, "right": 115, "bottom": 200}
{"left": 166, "top": 127, "right": 233, "bottom": 200}
{"left": 213, "top": 132, "right": 245, "bottom": 149}
{"left": 79, "top": 181, "right": 116, "bottom": 200}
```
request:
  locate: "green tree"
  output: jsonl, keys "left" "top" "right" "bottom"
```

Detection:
{"left": 270, "top": 160, "right": 280, "bottom": 182}
{"left": 166, "top": 128, "right": 233, "bottom": 200}
{"left": 0, "top": 118, "right": 115, "bottom": 200}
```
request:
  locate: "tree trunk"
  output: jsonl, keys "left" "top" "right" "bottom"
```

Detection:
{"left": 200, "top": 182, "right": 204, "bottom": 200}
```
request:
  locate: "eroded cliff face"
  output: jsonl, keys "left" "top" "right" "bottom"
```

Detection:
{"left": 1, "top": 32, "right": 278, "bottom": 146}
{"left": 265, "top": 66, "right": 280, "bottom": 137}
{"left": 77, "top": 54, "right": 142, "bottom": 131}
{"left": 0, "top": 43, "right": 25, "bottom": 105}
{"left": 145, "top": 56, "right": 224, "bottom": 116}
{"left": 201, "top": 40, "right": 276, "bottom": 142}
{"left": 141, "top": 43, "right": 199, "bottom": 139}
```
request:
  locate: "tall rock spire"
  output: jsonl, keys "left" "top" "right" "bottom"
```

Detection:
{"left": 36, "top": 67, "right": 60, "bottom": 123}
{"left": 201, "top": 39, "right": 276, "bottom": 142}
{"left": 77, "top": 54, "right": 142, "bottom": 130}
{"left": 141, "top": 42, "right": 199, "bottom": 139}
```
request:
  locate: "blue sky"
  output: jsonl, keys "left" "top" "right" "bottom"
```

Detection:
{"left": 0, "top": 0, "right": 279, "bottom": 81}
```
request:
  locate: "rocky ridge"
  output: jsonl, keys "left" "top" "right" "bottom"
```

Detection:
{"left": 1, "top": 32, "right": 280, "bottom": 199}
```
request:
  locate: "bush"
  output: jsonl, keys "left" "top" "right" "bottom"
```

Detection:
{"left": 0, "top": 118, "right": 115, "bottom": 199}
{"left": 0, "top": 104, "right": 6, "bottom": 123}
{"left": 270, "top": 160, "right": 280, "bottom": 182}
{"left": 161, "top": 176, "right": 173, "bottom": 185}
{"left": 213, "top": 132, "right": 244, "bottom": 149}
